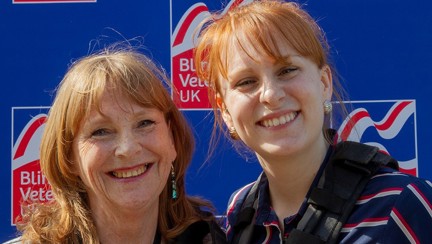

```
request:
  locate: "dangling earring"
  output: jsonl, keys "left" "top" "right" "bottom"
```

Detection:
{"left": 323, "top": 100, "right": 333, "bottom": 114}
{"left": 229, "top": 127, "right": 240, "bottom": 140}
{"left": 171, "top": 165, "right": 177, "bottom": 199}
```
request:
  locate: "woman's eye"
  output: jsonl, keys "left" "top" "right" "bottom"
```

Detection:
{"left": 279, "top": 67, "right": 298, "bottom": 76}
{"left": 91, "top": 128, "right": 109, "bottom": 137}
{"left": 138, "top": 120, "right": 155, "bottom": 128}
{"left": 235, "top": 79, "right": 256, "bottom": 87}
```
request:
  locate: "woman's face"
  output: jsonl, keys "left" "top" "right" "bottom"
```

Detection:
{"left": 218, "top": 36, "right": 332, "bottom": 162}
{"left": 72, "top": 90, "right": 177, "bottom": 213}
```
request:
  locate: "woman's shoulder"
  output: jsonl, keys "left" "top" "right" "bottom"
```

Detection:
{"left": 229, "top": 182, "right": 254, "bottom": 201}
{"left": 344, "top": 168, "right": 432, "bottom": 242}
{"left": 368, "top": 167, "right": 432, "bottom": 191}
{"left": 226, "top": 178, "right": 263, "bottom": 214}
{"left": 355, "top": 168, "right": 432, "bottom": 221}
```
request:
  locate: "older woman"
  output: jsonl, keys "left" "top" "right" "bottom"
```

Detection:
{"left": 9, "top": 47, "right": 225, "bottom": 243}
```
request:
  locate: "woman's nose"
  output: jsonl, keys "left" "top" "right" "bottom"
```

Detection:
{"left": 114, "top": 132, "right": 141, "bottom": 158}
{"left": 259, "top": 78, "right": 285, "bottom": 108}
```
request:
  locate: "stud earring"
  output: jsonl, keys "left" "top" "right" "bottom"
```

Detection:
{"left": 229, "top": 127, "right": 240, "bottom": 140}
{"left": 171, "top": 165, "right": 177, "bottom": 199}
{"left": 323, "top": 100, "right": 333, "bottom": 114}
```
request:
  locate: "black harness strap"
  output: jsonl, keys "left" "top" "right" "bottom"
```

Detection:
{"left": 231, "top": 141, "right": 398, "bottom": 244}
{"left": 231, "top": 173, "right": 264, "bottom": 244}
{"left": 286, "top": 141, "right": 398, "bottom": 244}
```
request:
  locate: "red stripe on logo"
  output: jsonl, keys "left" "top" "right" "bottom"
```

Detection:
{"left": 173, "top": 5, "right": 208, "bottom": 46}
{"left": 340, "top": 110, "right": 370, "bottom": 141}
{"left": 14, "top": 116, "right": 46, "bottom": 160}
{"left": 375, "top": 101, "right": 411, "bottom": 131}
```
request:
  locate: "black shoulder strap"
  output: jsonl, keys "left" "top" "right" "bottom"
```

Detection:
{"left": 286, "top": 141, "right": 398, "bottom": 244}
{"left": 230, "top": 141, "right": 398, "bottom": 244}
{"left": 230, "top": 173, "right": 265, "bottom": 244}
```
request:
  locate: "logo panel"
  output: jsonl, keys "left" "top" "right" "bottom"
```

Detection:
{"left": 336, "top": 100, "right": 417, "bottom": 176}
{"left": 171, "top": 0, "right": 254, "bottom": 110}
{"left": 11, "top": 107, "right": 51, "bottom": 225}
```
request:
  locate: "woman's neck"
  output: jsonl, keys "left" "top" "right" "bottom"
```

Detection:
{"left": 93, "top": 201, "right": 160, "bottom": 244}
{"left": 257, "top": 138, "right": 329, "bottom": 226}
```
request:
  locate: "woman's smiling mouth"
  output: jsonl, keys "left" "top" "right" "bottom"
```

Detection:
{"left": 260, "top": 111, "right": 298, "bottom": 127}
{"left": 111, "top": 163, "right": 152, "bottom": 179}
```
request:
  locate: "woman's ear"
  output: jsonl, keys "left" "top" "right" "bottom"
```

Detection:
{"left": 321, "top": 65, "right": 333, "bottom": 100}
{"left": 166, "top": 119, "right": 178, "bottom": 162}
{"left": 216, "top": 95, "right": 224, "bottom": 110}
{"left": 216, "top": 94, "right": 234, "bottom": 129}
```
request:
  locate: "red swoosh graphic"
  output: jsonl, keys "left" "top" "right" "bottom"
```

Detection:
{"left": 375, "top": 101, "right": 411, "bottom": 131}
{"left": 340, "top": 101, "right": 413, "bottom": 141}
{"left": 14, "top": 116, "right": 46, "bottom": 160}
{"left": 340, "top": 110, "right": 370, "bottom": 141}
{"left": 173, "top": 5, "right": 208, "bottom": 46}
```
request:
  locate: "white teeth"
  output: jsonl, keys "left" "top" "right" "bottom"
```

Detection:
{"left": 261, "top": 112, "right": 297, "bottom": 128}
{"left": 280, "top": 115, "right": 287, "bottom": 124}
{"left": 112, "top": 164, "right": 149, "bottom": 178}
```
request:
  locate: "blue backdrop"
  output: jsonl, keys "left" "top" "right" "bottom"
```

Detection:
{"left": 1, "top": 0, "right": 431, "bottom": 241}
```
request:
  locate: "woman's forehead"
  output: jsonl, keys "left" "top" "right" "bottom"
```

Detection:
{"left": 225, "top": 34, "right": 297, "bottom": 64}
